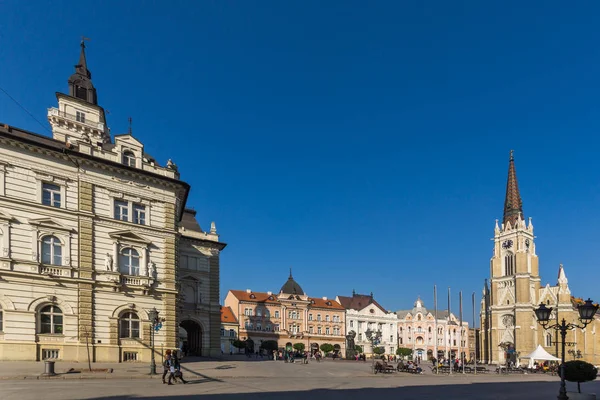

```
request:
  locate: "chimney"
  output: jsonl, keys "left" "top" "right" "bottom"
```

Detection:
{"left": 246, "top": 289, "right": 251, "bottom": 293}
{"left": 322, "top": 296, "right": 327, "bottom": 300}
{"left": 267, "top": 291, "right": 272, "bottom": 295}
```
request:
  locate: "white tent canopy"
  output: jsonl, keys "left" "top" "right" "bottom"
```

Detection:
{"left": 521, "top": 345, "right": 561, "bottom": 368}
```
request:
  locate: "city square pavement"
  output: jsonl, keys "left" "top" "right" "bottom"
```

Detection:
{"left": 0, "top": 358, "right": 598, "bottom": 399}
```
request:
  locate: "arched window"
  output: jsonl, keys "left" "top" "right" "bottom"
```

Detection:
{"left": 399, "top": 327, "right": 403, "bottom": 333}
{"left": 40, "top": 305, "right": 63, "bottom": 334}
{"left": 428, "top": 327, "right": 432, "bottom": 333}
{"left": 120, "top": 248, "right": 140, "bottom": 275}
{"left": 399, "top": 337, "right": 403, "bottom": 344}
{"left": 545, "top": 333, "right": 552, "bottom": 347}
{"left": 504, "top": 253, "right": 516, "bottom": 276}
{"left": 41, "top": 235, "right": 62, "bottom": 265}
{"left": 119, "top": 312, "right": 140, "bottom": 338}
{"left": 122, "top": 151, "right": 136, "bottom": 167}
{"left": 417, "top": 315, "right": 422, "bottom": 321}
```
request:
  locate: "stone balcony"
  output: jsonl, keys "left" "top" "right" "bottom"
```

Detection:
{"left": 47, "top": 108, "right": 105, "bottom": 132}
{"left": 39, "top": 264, "right": 75, "bottom": 278}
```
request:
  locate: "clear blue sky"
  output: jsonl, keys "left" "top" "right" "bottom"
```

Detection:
{"left": 1, "top": 1, "right": 600, "bottom": 323}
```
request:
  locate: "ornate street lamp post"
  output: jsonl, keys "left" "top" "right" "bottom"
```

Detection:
{"left": 365, "top": 328, "right": 382, "bottom": 374}
{"left": 148, "top": 307, "right": 160, "bottom": 375}
{"left": 535, "top": 299, "right": 598, "bottom": 400}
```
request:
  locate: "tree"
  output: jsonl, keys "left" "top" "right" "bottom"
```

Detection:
{"left": 293, "top": 343, "right": 305, "bottom": 352}
{"left": 373, "top": 346, "right": 385, "bottom": 355}
{"left": 354, "top": 345, "right": 363, "bottom": 353}
{"left": 320, "top": 343, "right": 334, "bottom": 354}
{"left": 396, "top": 347, "right": 413, "bottom": 359}
{"left": 564, "top": 360, "right": 598, "bottom": 393}
{"left": 261, "top": 340, "right": 278, "bottom": 353}
{"left": 232, "top": 340, "right": 246, "bottom": 350}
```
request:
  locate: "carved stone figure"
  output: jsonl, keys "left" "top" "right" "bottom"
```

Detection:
{"left": 166, "top": 159, "right": 178, "bottom": 172}
{"left": 149, "top": 261, "right": 156, "bottom": 278}
{"left": 105, "top": 253, "right": 113, "bottom": 271}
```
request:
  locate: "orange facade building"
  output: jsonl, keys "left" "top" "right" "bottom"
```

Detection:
{"left": 224, "top": 273, "right": 346, "bottom": 354}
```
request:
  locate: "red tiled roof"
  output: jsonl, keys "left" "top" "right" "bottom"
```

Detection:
{"left": 229, "top": 290, "right": 280, "bottom": 303}
{"left": 221, "top": 306, "right": 238, "bottom": 324}
{"left": 337, "top": 294, "right": 387, "bottom": 313}
{"left": 309, "top": 298, "right": 345, "bottom": 310}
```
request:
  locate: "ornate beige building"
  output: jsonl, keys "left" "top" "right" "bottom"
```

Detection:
{"left": 0, "top": 42, "right": 224, "bottom": 362}
{"left": 480, "top": 151, "right": 600, "bottom": 365}
{"left": 396, "top": 298, "right": 469, "bottom": 361}
{"left": 224, "top": 272, "right": 346, "bottom": 354}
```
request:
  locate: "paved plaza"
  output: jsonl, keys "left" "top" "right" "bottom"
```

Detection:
{"left": 0, "top": 358, "right": 598, "bottom": 399}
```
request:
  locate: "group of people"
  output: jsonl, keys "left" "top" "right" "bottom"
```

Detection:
{"left": 432, "top": 357, "right": 466, "bottom": 371}
{"left": 162, "top": 349, "right": 188, "bottom": 385}
{"left": 273, "top": 349, "right": 324, "bottom": 363}
{"left": 398, "top": 360, "right": 424, "bottom": 373}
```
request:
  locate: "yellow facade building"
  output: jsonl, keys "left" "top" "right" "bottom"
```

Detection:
{"left": 0, "top": 43, "right": 225, "bottom": 362}
{"left": 480, "top": 151, "right": 600, "bottom": 365}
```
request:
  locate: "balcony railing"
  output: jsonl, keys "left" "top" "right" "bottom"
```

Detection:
{"left": 48, "top": 108, "right": 105, "bottom": 130}
{"left": 40, "top": 265, "right": 73, "bottom": 278}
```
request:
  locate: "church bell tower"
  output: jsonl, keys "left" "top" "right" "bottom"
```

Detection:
{"left": 486, "top": 151, "right": 540, "bottom": 363}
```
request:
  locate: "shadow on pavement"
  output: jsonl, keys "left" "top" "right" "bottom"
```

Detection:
{"left": 81, "top": 380, "right": 600, "bottom": 400}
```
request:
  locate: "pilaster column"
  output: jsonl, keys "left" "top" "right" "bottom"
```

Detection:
{"left": 113, "top": 241, "right": 119, "bottom": 272}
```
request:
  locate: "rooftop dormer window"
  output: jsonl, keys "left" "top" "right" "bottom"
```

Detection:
{"left": 122, "top": 150, "right": 136, "bottom": 167}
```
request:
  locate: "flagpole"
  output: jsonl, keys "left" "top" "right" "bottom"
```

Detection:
{"left": 448, "top": 287, "right": 451, "bottom": 375}
{"left": 434, "top": 284, "right": 438, "bottom": 374}
{"left": 460, "top": 291, "right": 464, "bottom": 374}
{"left": 473, "top": 291, "right": 477, "bottom": 375}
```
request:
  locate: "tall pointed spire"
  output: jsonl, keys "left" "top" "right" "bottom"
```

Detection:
{"left": 503, "top": 150, "right": 524, "bottom": 227}
{"left": 68, "top": 38, "right": 97, "bottom": 105}
{"left": 76, "top": 38, "right": 91, "bottom": 78}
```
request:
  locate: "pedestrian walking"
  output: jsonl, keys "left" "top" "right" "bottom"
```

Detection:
{"left": 162, "top": 350, "right": 172, "bottom": 384}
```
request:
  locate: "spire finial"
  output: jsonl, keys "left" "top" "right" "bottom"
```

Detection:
{"left": 289, "top": 267, "right": 292, "bottom": 279}
{"left": 558, "top": 263, "right": 568, "bottom": 285}
{"left": 128, "top": 117, "right": 132, "bottom": 135}
{"left": 502, "top": 150, "right": 524, "bottom": 227}
{"left": 77, "top": 37, "right": 91, "bottom": 74}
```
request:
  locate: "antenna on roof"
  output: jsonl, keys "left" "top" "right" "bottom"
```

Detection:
{"left": 128, "top": 117, "right": 132, "bottom": 135}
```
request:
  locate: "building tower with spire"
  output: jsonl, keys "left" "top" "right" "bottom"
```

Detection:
{"left": 482, "top": 150, "right": 539, "bottom": 364}
{"left": 480, "top": 152, "right": 600, "bottom": 365}
{"left": 47, "top": 39, "right": 110, "bottom": 145}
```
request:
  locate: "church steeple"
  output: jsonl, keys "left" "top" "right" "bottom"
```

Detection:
{"left": 68, "top": 39, "right": 97, "bottom": 105}
{"left": 503, "top": 150, "right": 524, "bottom": 228}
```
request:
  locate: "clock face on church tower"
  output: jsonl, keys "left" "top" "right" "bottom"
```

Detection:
{"left": 502, "top": 240, "right": 513, "bottom": 249}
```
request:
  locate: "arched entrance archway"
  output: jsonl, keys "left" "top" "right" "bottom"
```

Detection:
{"left": 179, "top": 320, "right": 202, "bottom": 356}
{"left": 311, "top": 343, "right": 319, "bottom": 355}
